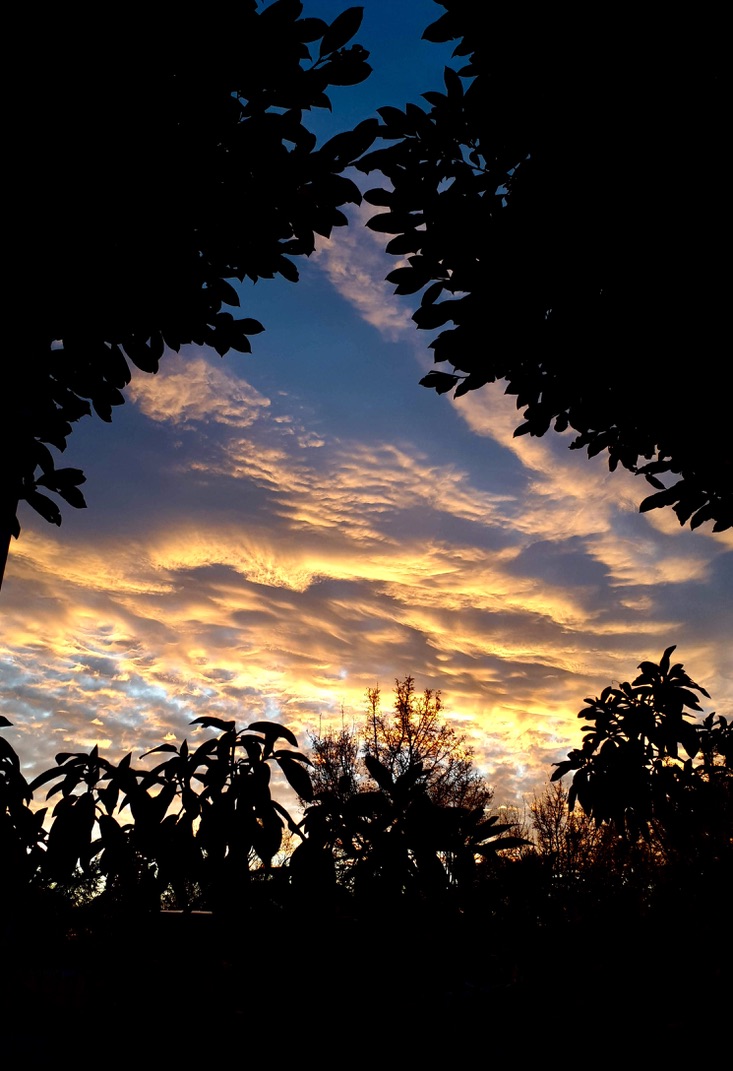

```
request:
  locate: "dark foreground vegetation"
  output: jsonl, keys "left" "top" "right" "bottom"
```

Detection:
{"left": 2, "top": 652, "right": 730, "bottom": 1056}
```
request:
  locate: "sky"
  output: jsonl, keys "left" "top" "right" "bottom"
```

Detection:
{"left": 2, "top": 0, "right": 731, "bottom": 809}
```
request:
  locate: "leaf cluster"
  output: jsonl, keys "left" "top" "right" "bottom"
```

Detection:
{"left": 1, "top": 716, "right": 313, "bottom": 913}
{"left": 6, "top": 4, "right": 377, "bottom": 537}
{"left": 297, "top": 749, "right": 524, "bottom": 902}
{"left": 357, "top": 2, "right": 731, "bottom": 530}
{"left": 552, "top": 646, "right": 732, "bottom": 855}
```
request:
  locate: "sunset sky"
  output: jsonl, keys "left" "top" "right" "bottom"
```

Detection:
{"left": 3, "top": 0, "right": 731, "bottom": 808}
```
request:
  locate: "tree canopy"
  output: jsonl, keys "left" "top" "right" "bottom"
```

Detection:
{"left": 553, "top": 646, "right": 732, "bottom": 861}
{"left": 358, "top": 1, "right": 731, "bottom": 531}
{"left": 3, "top": 2, "right": 377, "bottom": 581}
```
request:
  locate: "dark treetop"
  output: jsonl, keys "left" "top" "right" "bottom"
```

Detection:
{"left": 358, "top": 1, "right": 731, "bottom": 531}
{"left": 3, "top": 2, "right": 376, "bottom": 580}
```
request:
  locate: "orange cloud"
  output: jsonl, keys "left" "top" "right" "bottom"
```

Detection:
{"left": 128, "top": 351, "right": 270, "bottom": 427}
{"left": 3, "top": 347, "right": 729, "bottom": 805}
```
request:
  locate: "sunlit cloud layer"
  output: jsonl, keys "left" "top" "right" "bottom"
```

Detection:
{"left": 4, "top": 364, "right": 730, "bottom": 811}
{"left": 128, "top": 353, "right": 271, "bottom": 428}
{"left": 3, "top": 208, "right": 730, "bottom": 812}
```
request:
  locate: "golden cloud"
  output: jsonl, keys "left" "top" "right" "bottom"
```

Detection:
{"left": 4, "top": 333, "right": 729, "bottom": 804}
{"left": 128, "top": 351, "right": 270, "bottom": 427}
{"left": 313, "top": 203, "right": 414, "bottom": 341}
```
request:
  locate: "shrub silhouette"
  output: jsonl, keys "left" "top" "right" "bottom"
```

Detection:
{"left": 3, "top": 717, "right": 313, "bottom": 913}
{"left": 553, "top": 646, "right": 732, "bottom": 865}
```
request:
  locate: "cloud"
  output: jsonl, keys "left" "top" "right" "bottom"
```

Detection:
{"left": 313, "top": 203, "right": 414, "bottom": 341}
{"left": 127, "top": 351, "right": 270, "bottom": 428}
{"left": 586, "top": 532, "right": 711, "bottom": 587}
{"left": 4, "top": 337, "right": 730, "bottom": 807}
{"left": 7, "top": 428, "right": 728, "bottom": 802}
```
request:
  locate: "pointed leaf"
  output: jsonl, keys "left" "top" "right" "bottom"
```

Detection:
{"left": 364, "top": 753, "right": 394, "bottom": 791}
{"left": 278, "top": 755, "right": 314, "bottom": 801}
{"left": 191, "top": 717, "right": 237, "bottom": 732}
{"left": 246, "top": 722, "right": 298, "bottom": 748}
{"left": 320, "top": 7, "right": 363, "bottom": 56}
{"left": 141, "top": 744, "right": 179, "bottom": 757}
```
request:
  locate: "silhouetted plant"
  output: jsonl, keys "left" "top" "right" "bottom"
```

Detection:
{"left": 309, "top": 677, "right": 492, "bottom": 810}
{"left": 299, "top": 750, "right": 525, "bottom": 902}
{"left": 530, "top": 780, "right": 608, "bottom": 881}
{"left": 0, "top": 718, "right": 46, "bottom": 907}
{"left": 552, "top": 646, "right": 732, "bottom": 863}
{"left": 296, "top": 679, "right": 522, "bottom": 899}
{"left": 24, "top": 717, "right": 314, "bottom": 911}
{"left": 357, "top": 1, "right": 730, "bottom": 530}
{"left": 3, "top": 3, "right": 377, "bottom": 582}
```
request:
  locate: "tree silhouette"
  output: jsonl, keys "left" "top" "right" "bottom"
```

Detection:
{"left": 309, "top": 677, "right": 492, "bottom": 811}
{"left": 552, "top": 647, "right": 732, "bottom": 864}
{"left": 357, "top": 1, "right": 731, "bottom": 531}
{"left": 294, "top": 679, "right": 524, "bottom": 898}
{"left": 2, "top": 3, "right": 377, "bottom": 584}
{"left": 530, "top": 781, "right": 607, "bottom": 882}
